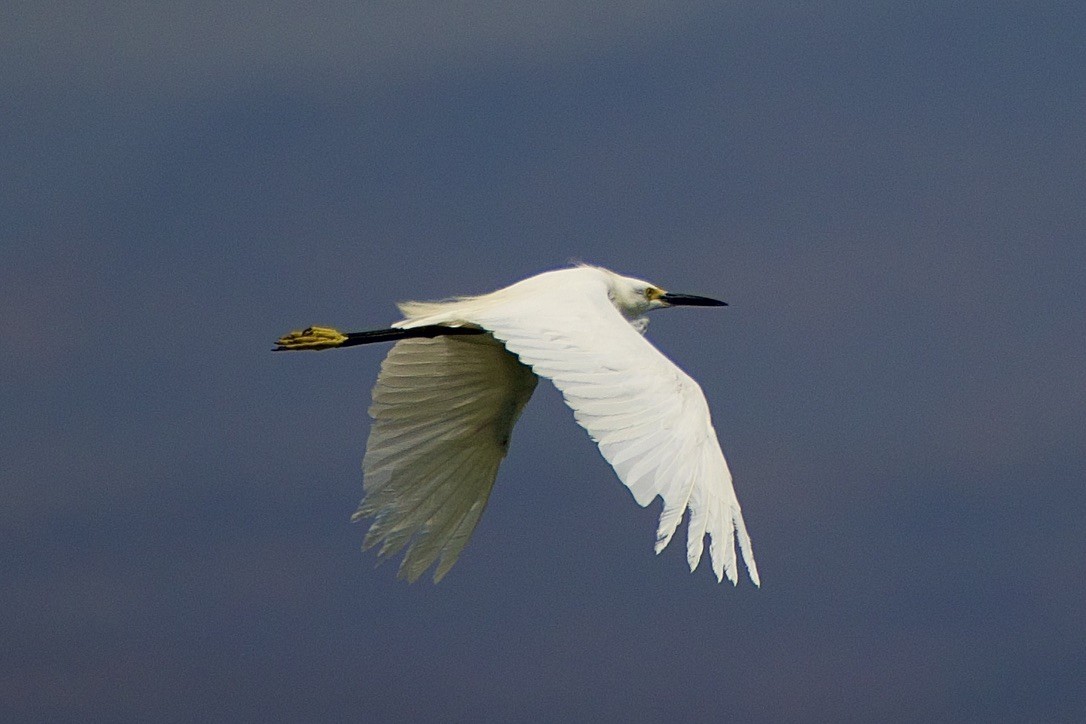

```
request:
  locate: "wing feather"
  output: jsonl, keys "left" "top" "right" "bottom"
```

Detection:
{"left": 423, "top": 275, "right": 760, "bottom": 585}
{"left": 354, "top": 333, "right": 537, "bottom": 582}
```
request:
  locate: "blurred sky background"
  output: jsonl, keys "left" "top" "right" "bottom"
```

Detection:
{"left": 3, "top": 2, "right": 1084, "bottom": 721}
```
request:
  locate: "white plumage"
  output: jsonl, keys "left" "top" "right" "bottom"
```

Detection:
{"left": 278, "top": 265, "right": 759, "bottom": 586}
{"left": 356, "top": 332, "right": 537, "bottom": 582}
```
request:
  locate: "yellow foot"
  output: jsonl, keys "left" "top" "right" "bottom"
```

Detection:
{"left": 273, "top": 326, "right": 348, "bottom": 351}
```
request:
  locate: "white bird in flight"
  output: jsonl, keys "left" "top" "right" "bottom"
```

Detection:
{"left": 275, "top": 265, "right": 759, "bottom": 586}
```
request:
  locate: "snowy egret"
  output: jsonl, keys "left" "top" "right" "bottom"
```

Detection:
{"left": 275, "top": 265, "right": 759, "bottom": 586}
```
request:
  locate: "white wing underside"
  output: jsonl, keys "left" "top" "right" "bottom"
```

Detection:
{"left": 355, "top": 333, "right": 537, "bottom": 582}
{"left": 380, "top": 269, "right": 760, "bottom": 585}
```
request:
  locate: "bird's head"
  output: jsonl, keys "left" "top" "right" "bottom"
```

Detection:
{"left": 605, "top": 271, "right": 728, "bottom": 320}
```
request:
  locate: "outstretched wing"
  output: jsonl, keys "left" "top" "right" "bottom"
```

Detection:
{"left": 440, "top": 280, "right": 759, "bottom": 585}
{"left": 355, "top": 333, "right": 537, "bottom": 582}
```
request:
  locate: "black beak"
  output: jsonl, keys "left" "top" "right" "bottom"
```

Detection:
{"left": 660, "top": 292, "right": 728, "bottom": 307}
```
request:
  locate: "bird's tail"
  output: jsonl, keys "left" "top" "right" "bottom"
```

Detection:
{"left": 273, "top": 325, "right": 486, "bottom": 351}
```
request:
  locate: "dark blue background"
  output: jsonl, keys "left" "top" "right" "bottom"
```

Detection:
{"left": 4, "top": 3, "right": 1084, "bottom": 721}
